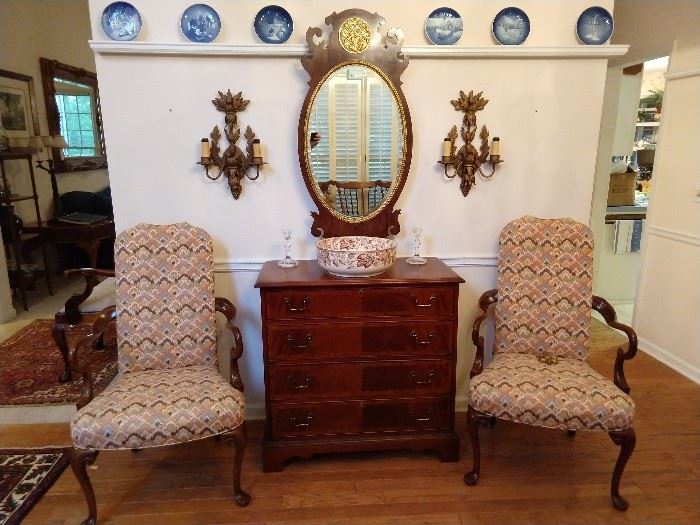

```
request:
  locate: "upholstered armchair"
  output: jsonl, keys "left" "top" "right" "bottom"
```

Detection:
{"left": 53, "top": 268, "right": 115, "bottom": 383}
{"left": 69, "top": 223, "right": 250, "bottom": 525}
{"left": 466, "top": 216, "right": 637, "bottom": 510}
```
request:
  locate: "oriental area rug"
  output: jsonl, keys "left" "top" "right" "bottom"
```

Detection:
{"left": 0, "top": 319, "right": 117, "bottom": 405}
{"left": 0, "top": 447, "right": 70, "bottom": 525}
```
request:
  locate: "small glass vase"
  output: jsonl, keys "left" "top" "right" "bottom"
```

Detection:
{"left": 278, "top": 229, "right": 298, "bottom": 268}
{"left": 406, "top": 227, "right": 427, "bottom": 265}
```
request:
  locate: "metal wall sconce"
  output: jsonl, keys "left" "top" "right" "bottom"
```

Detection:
{"left": 198, "top": 90, "right": 265, "bottom": 200}
{"left": 33, "top": 135, "right": 69, "bottom": 209}
{"left": 438, "top": 90, "right": 503, "bottom": 197}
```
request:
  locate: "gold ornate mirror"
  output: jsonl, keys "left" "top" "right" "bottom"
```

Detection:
{"left": 298, "top": 10, "right": 412, "bottom": 238}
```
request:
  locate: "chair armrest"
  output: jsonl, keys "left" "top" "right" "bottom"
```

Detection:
{"left": 471, "top": 289, "right": 498, "bottom": 377}
{"left": 62, "top": 268, "right": 116, "bottom": 325}
{"left": 215, "top": 297, "right": 245, "bottom": 393}
{"left": 71, "top": 305, "right": 117, "bottom": 409}
{"left": 592, "top": 295, "right": 638, "bottom": 394}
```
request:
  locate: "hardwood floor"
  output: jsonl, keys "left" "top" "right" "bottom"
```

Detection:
{"left": 2, "top": 322, "right": 699, "bottom": 524}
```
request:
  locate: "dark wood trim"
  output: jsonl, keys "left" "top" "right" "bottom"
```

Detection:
{"left": 39, "top": 58, "right": 107, "bottom": 173}
{"left": 592, "top": 295, "right": 638, "bottom": 394}
{"left": 0, "top": 68, "right": 40, "bottom": 137}
{"left": 623, "top": 63, "right": 644, "bottom": 75}
{"left": 470, "top": 289, "right": 498, "bottom": 377}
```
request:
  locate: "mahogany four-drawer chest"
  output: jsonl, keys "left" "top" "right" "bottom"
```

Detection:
{"left": 255, "top": 257, "right": 464, "bottom": 471}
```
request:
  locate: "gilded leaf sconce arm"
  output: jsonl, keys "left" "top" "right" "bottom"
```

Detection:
{"left": 197, "top": 90, "right": 266, "bottom": 200}
{"left": 438, "top": 90, "right": 503, "bottom": 197}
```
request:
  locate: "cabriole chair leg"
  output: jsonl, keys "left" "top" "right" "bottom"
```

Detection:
{"left": 70, "top": 447, "right": 99, "bottom": 525}
{"left": 609, "top": 427, "right": 636, "bottom": 511}
{"left": 226, "top": 421, "right": 251, "bottom": 507}
{"left": 464, "top": 406, "right": 488, "bottom": 486}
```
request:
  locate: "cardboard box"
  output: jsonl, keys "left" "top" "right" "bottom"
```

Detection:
{"left": 607, "top": 169, "right": 637, "bottom": 206}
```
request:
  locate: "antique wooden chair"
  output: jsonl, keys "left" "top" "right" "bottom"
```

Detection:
{"left": 53, "top": 268, "right": 115, "bottom": 383}
{"left": 318, "top": 180, "right": 392, "bottom": 216}
{"left": 69, "top": 223, "right": 250, "bottom": 525}
{"left": 467, "top": 216, "right": 637, "bottom": 510}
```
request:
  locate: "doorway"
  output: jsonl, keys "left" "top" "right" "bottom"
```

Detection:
{"left": 593, "top": 57, "right": 668, "bottom": 325}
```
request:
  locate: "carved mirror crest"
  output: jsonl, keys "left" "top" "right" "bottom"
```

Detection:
{"left": 298, "top": 10, "right": 413, "bottom": 238}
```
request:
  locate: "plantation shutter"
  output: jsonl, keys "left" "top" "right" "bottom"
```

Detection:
{"left": 331, "top": 79, "right": 362, "bottom": 183}
{"left": 309, "top": 85, "right": 330, "bottom": 182}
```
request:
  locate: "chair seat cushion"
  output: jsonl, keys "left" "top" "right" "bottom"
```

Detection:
{"left": 469, "top": 353, "right": 634, "bottom": 431}
{"left": 71, "top": 366, "right": 244, "bottom": 450}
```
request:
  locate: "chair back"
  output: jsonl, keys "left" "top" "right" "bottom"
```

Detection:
{"left": 115, "top": 222, "right": 217, "bottom": 373}
{"left": 318, "top": 180, "right": 392, "bottom": 217}
{"left": 494, "top": 216, "right": 593, "bottom": 360}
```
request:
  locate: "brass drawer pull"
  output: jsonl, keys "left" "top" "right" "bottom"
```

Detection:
{"left": 414, "top": 295, "right": 438, "bottom": 308}
{"left": 410, "top": 369, "right": 436, "bottom": 385}
{"left": 287, "top": 375, "right": 313, "bottom": 389}
{"left": 283, "top": 297, "right": 310, "bottom": 312}
{"left": 410, "top": 407, "right": 434, "bottom": 422}
{"left": 289, "top": 414, "right": 313, "bottom": 429}
{"left": 411, "top": 331, "right": 435, "bottom": 345}
{"left": 286, "top": 334, "right": 312, "bottom": 350}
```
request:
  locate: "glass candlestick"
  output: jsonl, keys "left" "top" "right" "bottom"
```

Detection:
{"left": 406, "top": 227, "right": 427, "bottom": 265}
{"left": 278, "top": 229, "right": 298, "bottom": 268}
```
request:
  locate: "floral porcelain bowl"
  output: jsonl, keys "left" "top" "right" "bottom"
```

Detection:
{"left": 316, "top": 236, "right": 397, "bottom": 277}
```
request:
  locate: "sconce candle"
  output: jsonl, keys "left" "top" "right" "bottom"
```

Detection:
{"left": 252, "top": 138, "right": 263, "bottom": 163}
{"left": 490, "top": 137, "right": 500, "bottom": 157}
{"left": 441, "top": 138, "right": 451, "bottom": 162}
{"left": 201, "top": 138, "right": 211, "bottom": 158}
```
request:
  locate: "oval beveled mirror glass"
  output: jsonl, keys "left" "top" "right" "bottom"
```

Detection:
{"left": 305, "top": 63, "right": 406, "bottom": 220}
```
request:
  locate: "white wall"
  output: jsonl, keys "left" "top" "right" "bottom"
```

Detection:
{"left": 592, "top": 0, "right": 700, "bottom": 384}
{"left": 610, "top": 0, "right": 700, "bottom": 67}
{"left": 1, "top": 0, "right": 111, "bottom": 313}
{"left": 88, "top": 0, "right": 615, "bottom": 415}
{"left": 634, "top": 33, "right": 700, "bottom": 382}
{"left": 612, "top": 70, "right": 643, "bottom": 157}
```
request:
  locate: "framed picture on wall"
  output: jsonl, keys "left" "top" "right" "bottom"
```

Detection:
{"left": 0, "top": 69, "right": 39, "bottom": 139}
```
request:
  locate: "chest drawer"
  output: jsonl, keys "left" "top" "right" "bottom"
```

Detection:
{"left": 264, "top": 285, "right": 455, "bottom": 320}
{"left": 267, "top": 360, "right": 452, "bottom": 401}
{"left": 270, "top": 397, "right": 452, "bottom": 438}
{"left": 265, "top": 320, "right": 454, "bottom": 362}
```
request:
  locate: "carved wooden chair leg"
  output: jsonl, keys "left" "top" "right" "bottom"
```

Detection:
{"left": 567, "top": 429, "right": 577, "bottom": 437}
{"left": 464, "top": 406, "right": 488, "bottom": 486}
{"left": 227, "top": 421, "right": 251, "bottom": 507}
{"left": 70, "top": 447, "right": 99, "bottom": 525}
{"left": 52, "top": 324, "right": 72, "bottom": 383}
{"left": 609, "top": 427, "right": 636, "bottom": 511}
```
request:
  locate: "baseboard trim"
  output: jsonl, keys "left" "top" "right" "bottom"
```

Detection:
{"left": 639, "top": 337, "right": 700, "bottom": 385}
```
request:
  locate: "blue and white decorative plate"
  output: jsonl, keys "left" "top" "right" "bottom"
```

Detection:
{"left": 492, "top": 7, "right": 530, "bottom": 45}
{"left": 101, "top": 2, "right": 141, "bottom": 41}
{"left": 576, "top": 6, "right": 613, "bottom": 45}
{"left": 425, "top": 7, "right": 463, "bottom": 46}
{"left": 254, "top": 5, "right": 293, "bottom": 44}
{"left": 181, "top": 4, "right": 221, "bottom": 43}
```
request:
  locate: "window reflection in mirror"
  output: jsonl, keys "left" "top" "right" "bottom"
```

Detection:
{"left": 53, "top": 78, "right": 101, "bottom": 158}
{"left": 39, "top": 57, "right": 107, "bottom": 172}
{"left": 307, "top": 65, "right": 404, "bottom": 218}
